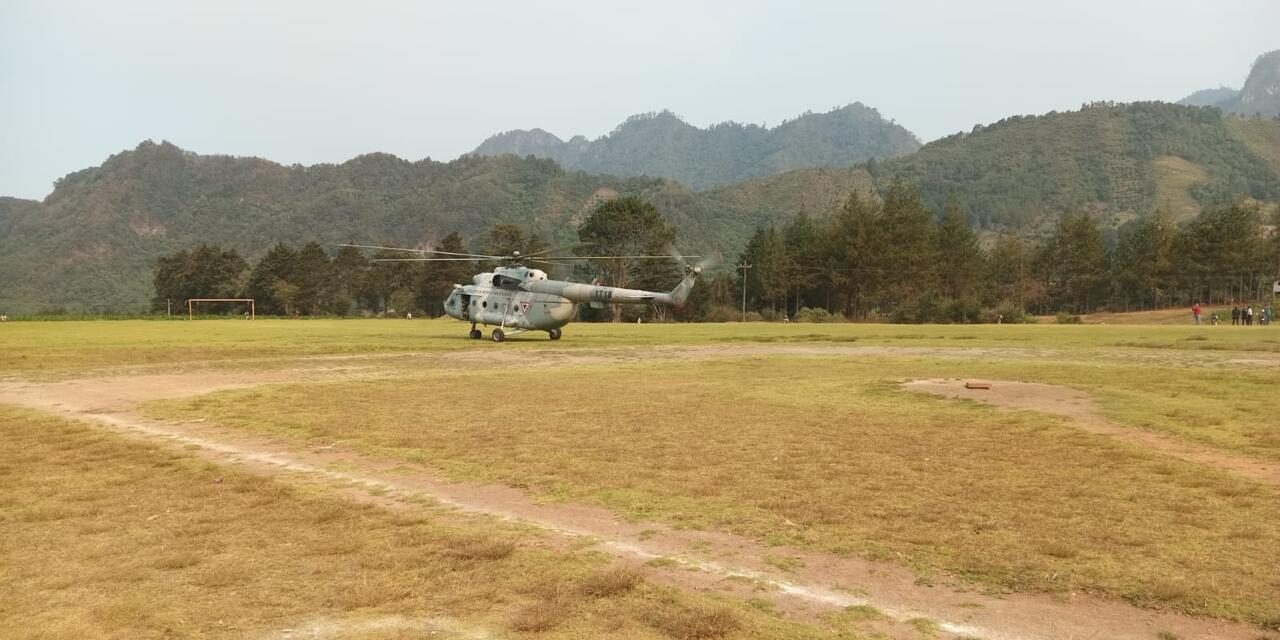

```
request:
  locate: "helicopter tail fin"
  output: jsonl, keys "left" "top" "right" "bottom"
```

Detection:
{"left": 669, "top": 271, "right": 698, "bottom": 308}
{"left": 668, "top": 250, "right": 722, "bottom": 308}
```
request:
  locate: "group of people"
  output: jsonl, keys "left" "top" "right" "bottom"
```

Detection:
{"left": 1192, "top": 303, "right": 1273, "bottom": 326}
{"left": 1230, "top": 305, "right": 1270, "bottom": 326}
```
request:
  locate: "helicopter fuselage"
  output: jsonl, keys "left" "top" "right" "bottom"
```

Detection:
{"left": 443, "top": 267, "right": 576, "bottom": 332}
{"left": 442, "top": 264, "right": 697, "bottom": 340}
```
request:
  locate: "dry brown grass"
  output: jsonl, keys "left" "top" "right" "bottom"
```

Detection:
{"left": 641, "top": 595, "right": 742, "bottom": 640}
{"left": 144, "top": 355, "right": 1280, "bottom": 625}
{"left": 580, "top": 565, "right": 644, "bottom": 598}
{"left": 0, "top": 406, "right": 863, "bottom": 640}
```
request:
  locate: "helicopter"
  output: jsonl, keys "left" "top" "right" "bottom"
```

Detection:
{"left": 339, "top": 243, "right": 720, "bottom": 342}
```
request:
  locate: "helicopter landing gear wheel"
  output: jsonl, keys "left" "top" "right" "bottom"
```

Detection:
{"left": 548, "top": 328, "right": 562, "bottom": 340}
{"left": 469, "top": 328, "right": 482, "bottom": 340}
{"left": 491, "top": 328, "right": 505, "bottom": 343}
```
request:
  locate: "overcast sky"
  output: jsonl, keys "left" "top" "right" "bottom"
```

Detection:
{"left": 1, "top": 0, "right": 1276, "bottom": 200}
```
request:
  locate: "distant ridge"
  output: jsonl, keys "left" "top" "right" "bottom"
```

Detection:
{"left": 471, "top": 103, "right": 921, "bottom": 189}
{"left": 1178, "top": 49, "right": 1280, "bottom": 117}
{"left": 3, "top": 102, "right": 1278, "bottom": 313}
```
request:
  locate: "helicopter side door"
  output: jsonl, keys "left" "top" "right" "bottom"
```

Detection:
{"left": 458, "top": 293, "right": 471, "bottom": 320}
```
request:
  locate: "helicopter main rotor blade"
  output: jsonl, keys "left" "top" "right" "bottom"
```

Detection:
{"left": 522, "top": 242, "right": 595, "bottom": 259}
{"left": 371, "top": 257, "right": 491, "bottom": 262}
{"left": 337, "top": 243, "right": 499, "bottom": 259}
{"left": 538, "top": 255, "right": 700, "bottom": 260}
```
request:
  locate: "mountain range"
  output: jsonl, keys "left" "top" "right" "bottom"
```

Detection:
{"left": 471, "top": 103, "right": 920, "bottom": 189}
{"left": 3, "top": 52, "right": 1279, "bottom": 314}
{"left": 1178, "top": 49, "right": 1280, "bottom": 117}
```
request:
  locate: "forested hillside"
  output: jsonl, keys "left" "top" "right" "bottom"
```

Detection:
{"left": 878, "top": 102, "right": 1280, "bottom": 229}
{"left": 471, "top": 103, "right": 919, "bottom": 189}
{"left": 0, "top": 142, "right": 868, "bottom": 313}
{"left": 3, "top": 102, "right": 1278, "bottom": 314}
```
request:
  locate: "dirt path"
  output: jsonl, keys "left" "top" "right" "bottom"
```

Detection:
{"left": 904, "top": 378, "right": 1280, "bottom": 487}
{"left": 1, "top": 370, "right": 1273, "bottom": 640}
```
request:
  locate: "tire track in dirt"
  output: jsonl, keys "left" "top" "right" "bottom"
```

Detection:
{"left": 2, "top": 370, "right": 1272, "bottom": 640}
{"left": 903, "top": 378, "right": 1280, "bottom": 487}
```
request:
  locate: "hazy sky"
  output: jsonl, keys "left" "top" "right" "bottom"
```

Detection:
{"left": 2, "top": 0, "right": 1276, "bottom": 200}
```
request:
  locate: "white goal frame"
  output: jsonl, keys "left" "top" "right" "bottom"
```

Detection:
{"left": 187, "top": 298, "right": 255, "bottom": 320}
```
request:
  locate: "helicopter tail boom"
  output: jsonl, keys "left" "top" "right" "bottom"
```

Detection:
{"left": 522, "top": 268, "right": 699, "bottom": 308}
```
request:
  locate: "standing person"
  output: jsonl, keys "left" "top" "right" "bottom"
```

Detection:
{"left": 1247, "top": 306, "right": 1255, "bottom": 326}
{"left": 1211, "top": 312, "right": 1220, "bottom": 326}
{"left": 1192, "top": 302, "right": 1202, "bottom": 325}
{"left": 1232, "top": 305, "right": 1241, "bottom": 326}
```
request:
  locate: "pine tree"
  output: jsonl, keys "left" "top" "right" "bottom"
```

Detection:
{"left": 332, "top": 245, "right": 369, "bottom": 313}
{"left": 487, "top": 224, "right": 526, "bottom": 258}
{"left": 936, "top": 199, "right": 985, "bottom": 302}
{"left": 1112, "top": 212, "right": 1174, "bottom": 310}
{"left": 827, "top": 191, "right": 883, "bottom": 317}
{"left": 783, "top": 211, "right": 821, "bottom": 315}
{"left": 987, "top": 234, "right": 1034, "bottom": 311}
{"left": 417, "top": 232, "right": 471, "bottom": 316}
{"left": 577, "top": 196, "right": 676, "bottom": 322}
{"left": 151, "top": 244, "right": 248, "bottom": 313}
{"left": 877, "top": 179, "right": 937, "bottom": 313}
{"left": 292, "top": 242, "right": 336, "bottom": 315}
{"left": 1036, "top": 213, "right": 1106, "bottom": 313}
{"left": 247, "top": 243, "right": 297, "bottom": 315}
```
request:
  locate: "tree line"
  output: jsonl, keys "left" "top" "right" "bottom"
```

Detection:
{"left": 151, "top": 197, "right": 679, "bottom": 318}
{"left": 153, "top": 184, "right": 1280, "bottom": 322}
{"left": 727, "top": 180, "right": 1280, "bottom": 322}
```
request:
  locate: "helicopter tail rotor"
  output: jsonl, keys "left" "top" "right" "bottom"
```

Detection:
{"left": 666, "top": 247, "right": 722, "bottom": 307}
{"left": 668, "top": 245, "right": 723, "bottom": 277}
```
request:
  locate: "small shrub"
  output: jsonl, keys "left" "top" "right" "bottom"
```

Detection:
{"left": 447, "top": 537, "right": 515, "bottom": 561}
{"left": 984, "top": 301, "right": 1027, "bottom": 323}
{"left": 793, "top": 307, "right": 841, "bottom": 323}
{"left": 579, "top": 566, "right": 642, "bottom": 598}
{"left": 1148, "top": 579, "right": 1190, "bottom": 602}
{"left": 908, "top": 617, "right": 940, "bottom": 637}
{"left": 509, "top": 599, "right": 568, "bottom": 632}
{"left": 643, "top": 601, "right": 740, "bottom": 639}
{"left": 702, "top": 305, "right": 741, "bottom": 322}
{"left": 1056, "top": 311, "right": 1083, "bottom": 324}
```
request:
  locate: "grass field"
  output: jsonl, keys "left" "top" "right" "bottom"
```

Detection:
{"left": 0, "top": 406, "right": 868, "bottom": 640}
{"left": 4, "top": 318, "right": 1280, "bottom": 637}
{"left": 143, "top": 356, "right": 1280, "bottom": 625}
{"left": 7, "top": 316, "right": 1280, "bottom": 376}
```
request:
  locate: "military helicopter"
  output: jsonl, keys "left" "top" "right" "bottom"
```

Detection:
{"left": 340, "top": 243, "right": 720, "bottom": 342}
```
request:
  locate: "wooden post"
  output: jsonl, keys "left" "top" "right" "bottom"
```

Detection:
{"left": 187, "top": 300, "right": 193, "bottom": 320}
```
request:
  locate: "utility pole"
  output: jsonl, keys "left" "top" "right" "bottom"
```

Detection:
{"left": 738, "top": 261, "right": 752, "bottom": 322}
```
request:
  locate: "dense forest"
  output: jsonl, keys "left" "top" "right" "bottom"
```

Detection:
{"left": 0, "top": 144, "right": 868, "bottom": 314}
{"left": 878, "top": 102, "right": 1280, "bottom": 230}
{"left": 471, "top": 104, "right": 921, "bottom": 189}
{"left": 732, "top": 184, "right": 1280, "bottom": 322}
{"left": 2, "top": 103, "right": 1278, "bottom": 315}
{"left": 153, "top": 186, "right": 1280, "bottom": 324}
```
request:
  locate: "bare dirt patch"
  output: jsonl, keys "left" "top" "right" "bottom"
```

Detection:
{"left": 904, "top": 378, "right": 1280, "bottom": 487}
{"left": 3, "top": 368, "right": 1275, "bottom": 640}
{"left": 257, "top": 615, "right": 495, "bottom": 640}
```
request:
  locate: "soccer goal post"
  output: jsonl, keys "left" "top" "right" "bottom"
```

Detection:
{"left": 186, "top": 298, "right": 255, "bottom": 320}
